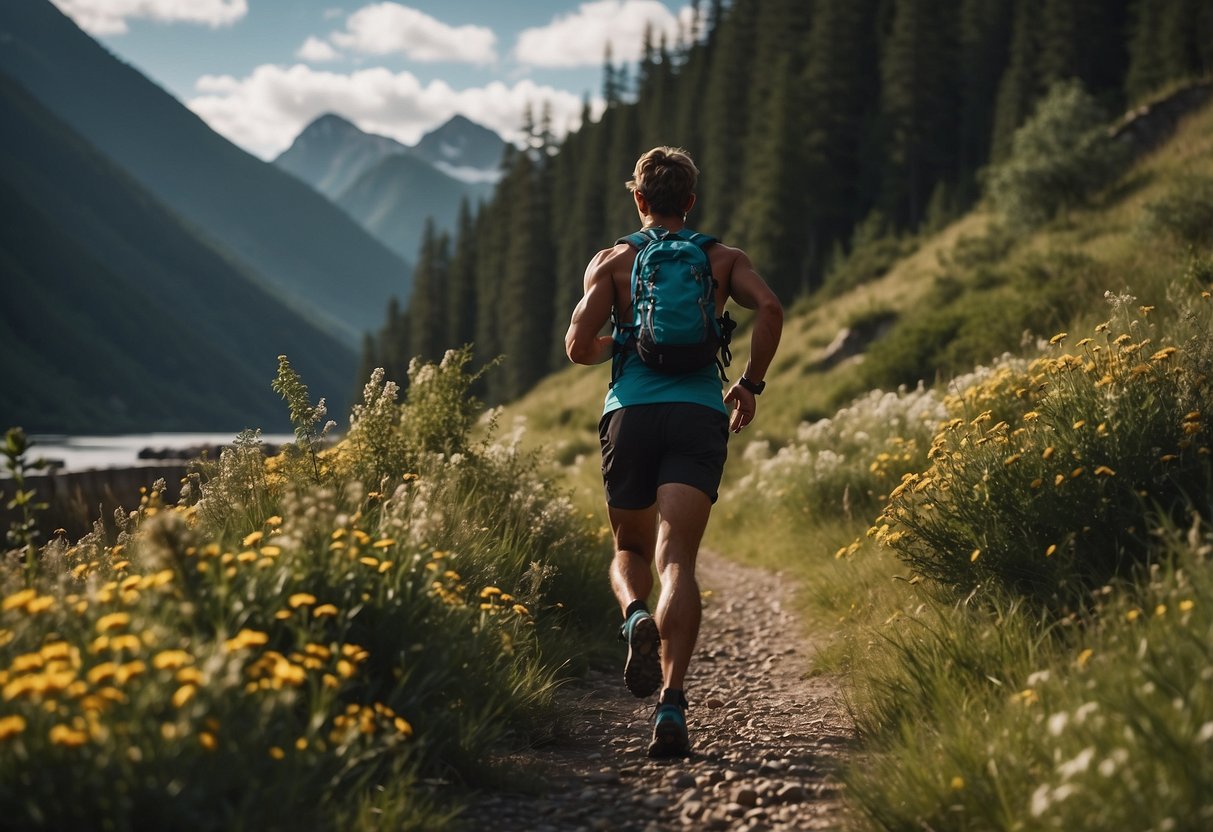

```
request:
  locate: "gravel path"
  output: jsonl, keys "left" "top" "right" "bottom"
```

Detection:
{"left": 457, "top": 551, "right": 854, "bottom": 831}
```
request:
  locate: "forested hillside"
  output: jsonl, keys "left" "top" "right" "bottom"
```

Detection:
{"left": 363, "top": 0, "right": 1212, "bottom": 404}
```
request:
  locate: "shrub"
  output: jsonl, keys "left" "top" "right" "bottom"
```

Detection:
{"left": 872, "top": 290, "right": 1213, "bottom": 608}
{"left": 985, "top": 79, "right": 1129, "bottom": 229}
{"left": 1139, "top": 174, "right": 1213, "bottom": 248}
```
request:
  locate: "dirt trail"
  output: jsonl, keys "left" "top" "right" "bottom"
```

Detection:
{"left": 458, "top": 552, "right": 854, "bottom": 831}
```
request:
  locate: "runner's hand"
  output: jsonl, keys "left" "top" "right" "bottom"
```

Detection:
{"left": 724, "top": 385, "right": 756, "bottom": 433}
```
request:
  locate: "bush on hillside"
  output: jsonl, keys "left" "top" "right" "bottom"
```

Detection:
{"left": 1139, "top": 174, "right": 1213, "bottom": 248}
{"left": 871, "top": 290, "right": 1213, "bottom": 609}
{"left": 985, "top": 79, "right": 1129, "bottom": 229}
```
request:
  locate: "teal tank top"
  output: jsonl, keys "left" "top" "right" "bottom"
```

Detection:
{"left": 602, "top": 354, "right": 727, "bottom": 416}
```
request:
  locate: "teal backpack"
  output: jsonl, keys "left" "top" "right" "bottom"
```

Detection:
{"left": 612, "top": 227, "right": 736, "bottom": 385}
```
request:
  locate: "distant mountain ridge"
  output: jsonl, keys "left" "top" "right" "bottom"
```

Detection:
{"left": 0, "top": 0, "right": 412, "bottom": 349}
{"left": 275, "top": 113, "right": 502, "bottom": 263}
{"left": 0, "top": 74, "right": 354, "bottom": 434}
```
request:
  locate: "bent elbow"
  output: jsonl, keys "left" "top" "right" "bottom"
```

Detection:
{"left": 760, "top": 295, "right": 784, "bottom": 327}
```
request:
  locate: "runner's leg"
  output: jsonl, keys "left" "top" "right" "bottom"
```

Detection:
{"left": 653, "top": 482, "right": 711, "bottom": 692}
{"left": 608, "top": 504, "right": 658, "bottom": 612}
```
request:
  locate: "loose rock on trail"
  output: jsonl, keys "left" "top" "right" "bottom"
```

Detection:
{"left": 458, "top": 552, "right": 854, "bottom": 831}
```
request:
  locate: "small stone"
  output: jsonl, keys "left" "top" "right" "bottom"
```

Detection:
{"left": 681, "top": 800, "right": 704, "bottom": 820}
{"left": 705, "top": 697, "right": 725, "bottom": 709}
{"left": 775, "top": 783, "right": 808, "bottom": 803}
{"left": 725, "top": 802, "right": 747, "bottom": 817}
{"left": 587, "top": 770, "right": 619, "bottom": 784}
{"left": 732, "top": 786, "right": 759, "bottom": 807}
{"left": 643, "top": 794, "right": 671, "bottom": 810}
{"left": 672, "top": 772, "right": 697, "bottom": 789}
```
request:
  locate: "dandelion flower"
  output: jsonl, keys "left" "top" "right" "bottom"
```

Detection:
{"left": 49, "top": 724, "right": 89, "bottom": 747}
{"left": 96, "top": 613, "right": 131, "bottom": 633}
{"left": 172, "top": 684, "right": 197, "bottom": 708}
{"left": 0, "top": 715, "right": 27, "bottom": 741}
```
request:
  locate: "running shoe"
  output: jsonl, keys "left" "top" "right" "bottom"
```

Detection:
{"left": 619, "top": 609, "right": 661, "bottom": 698}
{"left": 647, "top": 690, "right": 690, "bottom": 758}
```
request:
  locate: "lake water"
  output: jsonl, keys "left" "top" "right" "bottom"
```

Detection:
{"left": 25, "top": 433, "right": 298, "bottom": 473}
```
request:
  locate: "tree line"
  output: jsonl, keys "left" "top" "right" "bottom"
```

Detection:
{"left": 360, "top": 0, "right": 1213, "bottom": 405}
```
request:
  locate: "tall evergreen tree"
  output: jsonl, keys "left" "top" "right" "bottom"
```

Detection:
{"left": 991, "top": 0, "right": 1045, "bottom": 160}
{"left": 878, "top": 0, "right": 961, "bottom": 228}
{"left": 445, "top": 198, "right": 478, "bottom": 351}
{"left": 956, "top": 0, "right": 1013, "bottom": 197}
{"left": 407, "top": 220, "right": 450, "bottom": 364}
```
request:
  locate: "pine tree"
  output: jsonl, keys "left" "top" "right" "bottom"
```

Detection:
{"left": 991, "top": 0, "right": 1045, "bottom": 161}
{"left": 445, "top": 198, "right": 478, "bottom": 351}
{"left": 407, "top": 220, "right": 450, "bottom": 364}
{"left": 877, "top": 0, "right": 961, "bottom": 228}
{"left": 956, "top": 0, "right": 1013, "bottom": 198}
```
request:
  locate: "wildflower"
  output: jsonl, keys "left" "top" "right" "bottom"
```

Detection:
{"left": 260, "top": 545, "right": 281, "bottom": 557}
{"left": 1154, "top": 604, "right": 1167, "bottom": 617}
{"left": 95, "top": 613, "right": 130, "bottom": 633}
{"left": 269, "top": 746, "right": 285, "bottom": 760}
{"left": 224, "top": 629, "right": 269, "bottom": 651}
{"left": 1042, "top": 447, "right": 1055, "bottom": 460}
{"left": 1023, "top": 411, "right": 1040, "bottom": 422}
{"left": 1049, "top": 332, "right": 1068, "bottom": 345}
{"left": 1072, "top": 419, "right": 1086, "bottom": 430}
{"left": 1180, "top": 600, "right": 1195, "bottom": 612}
{"left": 1076, "top": 648, "right": 1094, "bottom": 668}
{"left": 373, "top": 538, "right": 395, "bottom": 549}
{"left": 1094, "top": 466, "right": 1116, "bottom": 477}
{"left": 512, "top": 604, "right": 529, "bottom": 615}
{"left": 1138, "top": 305, "right": 1154, "bottom": 315}
{"left": 289, "top": 593, "right": 317, "bottom": 608}
{"left": 950, "top": 776, "right": 965, "bottom": 790}
{"left": 970, "top": 548, "right": 981, "bottom": 562}
{"left": 1126, "top": 608, "right": 1141, "bottom": 622}
{"left": 0, "top": 715, "right": 27, "bottom": 741}
{"left": 199, "top": 731, "right": 217, "bottom": 751}
{"left": 1095, "top": 374, "right": 1114, "bottom": 388}
{"left": 49, "top": 724, "right": 89, "bottom": 747}
{"left": 1071, "top": 467, "right": 1085, "bottom": 478}
{"left": 1054, "top": 474, "right": 1066, "bottom": 487}
{"left": 242, "top": 531, "right": 263, "bottom": 547}
{"left": 1151, "top": 347, "right": 1177, "bottom": 362}
{"left": 1046, "top": 544, "right": 1057, "bottom": 557}
{"left": 172, "top": 684, "right": 197, "bottom": 708}
{"left": 359, "top": 557, "right": 380, "bottom": 568}
{"left": 313, "top": 604, "right": 339, "bottom": 617}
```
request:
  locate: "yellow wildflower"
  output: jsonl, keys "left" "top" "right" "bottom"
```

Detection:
{"left": 289, "top": 593, "right": 317, "bottom": 608}
{"left": 950, "top": 776, "right": 965, "bottom": 791}
{"left": 0, "top": 715, "right": 27, "bottom": 741}
{"left": 372, "top": 538, "right": 395, "bottom": 549}
{"left": 152, "top": 650, "right": 193, "bottom": 671}
{"left": 269, "top": 746, "right": 285, "bottom": 760}
{"left": 1049, "top": 332, "right": 1068, "bottom": 345}
{"left": 198, "top": 731, "right": 217, "bottom": 751}
{"left": 1076, "top": 648, "right": 1094, "bottom": 668}
{"left": 1179, "top": 599, "right": 1195, "bottom": 612}
{"left": 95, "top": 613, "right": 130, "bottom": 633}
{"left": 313, "top": 604, "right": 339, "bottom": 617}
{"left": 172, "top": 684, "right": 197, "bottom": 708}
{"left": 970, "top": 549, "right": 981, "bottom": 563}
{"left": 1154, "top": 604, "right": 1167, "bottom": 617}
{"left": 1045, "top": 544, "right": 1057, "bottom": 557}
{"left": 49, "top": 724, "right": 89, "bottom": 747}
{"left": 1094, "top": 466, "right": 1116, "bottom": 477}
{"left": 242, "top": 531, "right": 263, "bottom": 547}
{"left": 1126, "top": 608, "right": 1141, "bottom": 622}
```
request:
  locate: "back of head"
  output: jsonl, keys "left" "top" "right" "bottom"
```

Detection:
{"left": 627, "top": 147, "right": 699, "bottom": 217}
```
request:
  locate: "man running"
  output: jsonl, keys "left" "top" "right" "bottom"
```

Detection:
{"left": 564, "top": 146, "right": 783, "bottom": 757}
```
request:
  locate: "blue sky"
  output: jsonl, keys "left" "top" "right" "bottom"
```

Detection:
{"left": 52, "top": 0, "right": 695, "bottom": 159}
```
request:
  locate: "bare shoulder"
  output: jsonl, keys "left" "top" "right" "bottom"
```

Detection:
{"left": 584, "top": 242, "right": 635, "bottom": 289}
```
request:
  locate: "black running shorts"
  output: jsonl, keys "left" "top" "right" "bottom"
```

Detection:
{"left": 598, "top": 403, "right": 729, "bottom": 509}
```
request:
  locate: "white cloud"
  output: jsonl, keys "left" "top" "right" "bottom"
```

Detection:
{"left": 188, "top": 63, "right": 590, "bottom": 159}
{"left": 51, "top": 0, "right": 247, "bottom": 36}
{"left": 330, "top": 3, "right": 496, "bottom": 65}
{"left": 514, "top": 0, "right": 693, "bottom": 68}
{"left": 297, "top": 36, "right": 341, "bottom": 62}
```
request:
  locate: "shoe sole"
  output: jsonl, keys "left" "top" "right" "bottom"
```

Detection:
{"left": 623, "top": 614, "right": 662, "bottom": 698}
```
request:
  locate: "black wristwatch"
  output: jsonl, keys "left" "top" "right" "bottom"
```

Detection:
{"left": 738, "top": 376, "right": 765, "bottom": 395}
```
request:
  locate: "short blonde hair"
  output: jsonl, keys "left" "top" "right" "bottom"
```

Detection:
{"left": 626, "top": 146, "right": 699, "bottom": 216}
